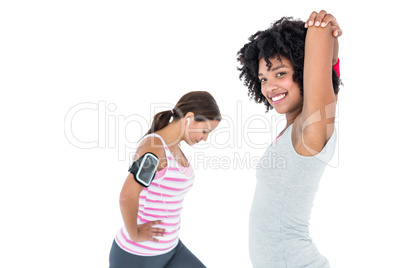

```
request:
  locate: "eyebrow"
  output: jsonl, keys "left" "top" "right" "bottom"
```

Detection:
{"left": 258, "top": 64, "right": 286, "bottom": 76}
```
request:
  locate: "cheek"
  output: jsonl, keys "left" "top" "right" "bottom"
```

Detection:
{"left": 261, "top": 87, "right": 267, "bottom": 98}
{"left": 260, "top": 84, "right": 269, "bottom": 99}
{"left": 283, "top": 79, "right": 301, "bottom": 96}
{"left": 195, "top": 132, "right": 204, "bottom": 139}
{"left": 188, "top": 131, "right": 201, "bottom": 140}
{"left": 293, "top": 86, "right": 303, "bottom": 100}
{"left": 282, "top": 77, "right": 296, "bottom": 89}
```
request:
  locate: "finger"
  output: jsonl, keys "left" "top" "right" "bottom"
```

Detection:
{"left": 314, "top": 10, "right": 327, "bottom": 27}
{"left": 316, "top": 12, "right": 342, "bottom": 37}
{"left": 323, "top": 14, "right": 340, "bottom": 31}
{"left": 150, "top": 237, "right": 160, "bottom": 243}
{"left": 149, "top": 220, "right": 163, "bottom": 226}
{"left": 334, "top": 28, "right": 343, "bottom": 37}
{"left": 305, "top": 11, "right": 318, "bottom": 27}
{"left": 323, "top": 16, "right": 342, "bottom": 37}
{"left": 320, "top": 13, "right": 335, "bottom": 27}
{"left": 151, "top": 228, "right": 166, "bottom": 233}
{"left": 151, "top": 232, "right": 165, "bottom": 237}
{"left": 305, "top": 11, "right": 318, "bottom": 28}
{"left": 151, "top": 229, "right": 166, "bottom": 236}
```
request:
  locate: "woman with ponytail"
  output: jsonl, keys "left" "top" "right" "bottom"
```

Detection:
{"left": 109, "top": 91, "right": 221, "bottom": 268}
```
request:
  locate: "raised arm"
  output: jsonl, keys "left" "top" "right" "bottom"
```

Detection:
{"left": 297, "top": 11, "right": 340, "bottom": 155}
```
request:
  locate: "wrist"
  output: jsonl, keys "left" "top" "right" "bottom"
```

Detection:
{"left": 126, "top": 226, "right": 139, "bottom": 241}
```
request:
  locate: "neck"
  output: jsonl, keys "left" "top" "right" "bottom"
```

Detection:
{"left": 155, "top": 120, "right": 185, "bottom": 147}
{"left": 285, "top": 105, "right": 302, "bottom": 128}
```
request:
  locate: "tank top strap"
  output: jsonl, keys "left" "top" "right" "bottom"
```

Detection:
{"left": 140, "top": 133, "right": 173, "bottom": 158}
{"left": 282, "top": 124, "right": 337, "bottom": 163}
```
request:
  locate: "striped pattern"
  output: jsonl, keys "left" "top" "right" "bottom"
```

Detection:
{"left": 115, "top": 134, "right": 195, "bottom": 256}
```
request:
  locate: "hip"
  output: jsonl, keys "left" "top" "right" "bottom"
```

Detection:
{"left": 109, "top": 239, "right": 205, "bottom": 268}
{"left": 249, "top": 234, "right": 330, "bottom": 268}
{"left": 115, "top": 226, "right": 179, "bottom": 256}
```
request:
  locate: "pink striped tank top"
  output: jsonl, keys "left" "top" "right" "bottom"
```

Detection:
{"left": 115, "top": 133, "right": 195, "bottom": 256}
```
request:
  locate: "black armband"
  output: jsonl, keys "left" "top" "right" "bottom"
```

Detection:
{"left": 128, "top": 152, "right": 159, "bottom": 187}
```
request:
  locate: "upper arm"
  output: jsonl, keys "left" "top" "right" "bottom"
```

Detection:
{"left": 133, "top": 136, "right": 167, "bottom": 171}
{"left": 120, "top": 136, "right": 167, "bottom": 200}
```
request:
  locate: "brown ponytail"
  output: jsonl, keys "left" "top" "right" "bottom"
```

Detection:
{"left": 145, "top": 110, "right": 173, "bottom": 135}
{"left": 145, "top": 91, "right": 221, "bottom": 135}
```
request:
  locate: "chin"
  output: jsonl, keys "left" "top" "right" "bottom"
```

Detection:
{"left": 274, "top": 109, "right": 286, "bottom": 114}
{"left": 184, "top": 139, "right": 195, "bottom": 146}
{"left": 273, "top": 107, "right": 287, "bottom": 114}
{"left": 273, "top": 103, "right": 299, "bottom": 114}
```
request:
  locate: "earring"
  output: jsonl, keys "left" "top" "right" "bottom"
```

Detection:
{"left": 187, "top": 118, "right": 190, "bottom": 125}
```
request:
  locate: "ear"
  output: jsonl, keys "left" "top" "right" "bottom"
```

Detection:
{"left": 184, "top": 112, "right": 194, "bottom": 123}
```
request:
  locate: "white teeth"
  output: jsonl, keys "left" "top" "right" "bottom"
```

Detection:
{"left": 272, "top": 93, "right": 286, "bottom": 102}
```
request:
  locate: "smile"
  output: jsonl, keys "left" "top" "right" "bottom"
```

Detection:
{"left": 269, "top": 93, "right": 288, "bottom": 104}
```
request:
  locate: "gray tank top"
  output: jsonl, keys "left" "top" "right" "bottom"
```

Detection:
{"left": 249, "top": 123, "right": 337, "bottom": 268}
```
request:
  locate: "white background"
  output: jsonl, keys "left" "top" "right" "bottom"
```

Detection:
{"left": 1, "top": 1, "right": 401, "bottom": 267}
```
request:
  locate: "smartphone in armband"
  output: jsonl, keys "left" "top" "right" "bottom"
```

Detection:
{"left": 129, "top": 152, "right": 159, "bottom": 187}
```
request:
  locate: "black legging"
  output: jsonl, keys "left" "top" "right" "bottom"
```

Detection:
{"left": 109, "top": 239, "right": 206, "bottom": 268}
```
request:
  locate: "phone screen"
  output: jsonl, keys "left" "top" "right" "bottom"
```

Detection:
{"left": 137, "top": 154, "right": 159, "bottom": 186}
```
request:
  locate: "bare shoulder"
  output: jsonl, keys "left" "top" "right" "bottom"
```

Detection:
{"left": 134, "top": 136, "right": 167, "bottom": 170}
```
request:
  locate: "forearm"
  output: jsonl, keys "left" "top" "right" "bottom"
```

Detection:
{"left": 120, "top": 194, "right": 140, "bottom": 240}
{"left": 304, "top": 25, "right": 335, "bottom": 96}
{"left": 304, "top": 11, "right": 341, "bottom": 67}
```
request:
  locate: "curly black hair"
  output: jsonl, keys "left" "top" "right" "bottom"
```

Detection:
{"left": 237, "top": 17, "right": 340, "bottom": 112}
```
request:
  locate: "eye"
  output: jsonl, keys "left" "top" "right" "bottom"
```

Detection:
{"left": 276, "top": 72, "right": 286, "bottom": 78}
{"left": 260, "top": 78, "right": 267, "bottom": 83}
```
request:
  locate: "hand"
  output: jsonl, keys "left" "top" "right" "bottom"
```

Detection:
{"left": 133, "top": 220, "right": 166, "bottom": 243}
{"left": 305, "top": 10, "right": 342, "bottom": 37}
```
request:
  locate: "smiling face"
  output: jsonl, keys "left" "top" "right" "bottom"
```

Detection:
{"left": 258, "top": 56, "right": 303, "bottom": 115}
{"left": 184, "top": 119, "right": 220, "bottom": 146}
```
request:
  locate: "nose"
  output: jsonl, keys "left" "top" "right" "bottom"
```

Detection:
{"left": 262, "top": 79, "right": 278, "bottom": 97}
{"left": 268, "top": 82, "right": 281, "bottom": 98}
{"left": 202, "top": 133, "right": 209, "bottom": 142}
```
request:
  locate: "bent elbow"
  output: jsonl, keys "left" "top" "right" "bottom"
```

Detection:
{"left": 119, "top": 192, "right": 135, "bottom": 207}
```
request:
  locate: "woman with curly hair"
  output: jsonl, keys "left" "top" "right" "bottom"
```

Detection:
{"left": 237, "top": 11, "right": 342, "bottom": 267}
